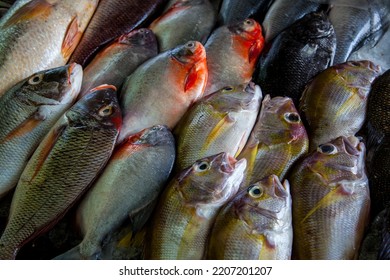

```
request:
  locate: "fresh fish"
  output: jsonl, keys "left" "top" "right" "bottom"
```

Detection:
{"left": 300, "top": 60, "right": 381, "bottom": 151}
{"left": 54, "top": 125, "right": 175, "bottom": 260}
{"left": 253, "top": 11, "right": 336, "bottom": 106}
{"left": 174, "top": 82, "right": 261, "bottom": 172}
{"left": 203, "top": 18, "right": 264, "bottom": 96}
{"left": 0, "top": 0, "right": 98, "bottom": 96}
{"left": 207, "top": 175, "right": 292, "bottom": 260}
{"left": 262, "top": 0, "right": 322, "bottom": 42}
{"left": 289, "top": 136, "right": 370, "bottom": 260}
{"left": 218, "top": 0, "right": 271, "bottom": 26}
{"left": 119, "top": 41, "right": 207, "bottom": 143}
{"left": 146, "top": 152, "right": 246, "bottom": 259}
{"left": 0, "top": 63, "right": 82, "bottom": 199}
{"left": 365, "top": 69, "right": 390, "bottom": 148}
{"left": 69, "top": 0, "right": 168, "bottom": 67}
{"left": 79, "top": 28, "right": 158, "bottom": 98}
{"left": 238, "top": 95, "right": 308, "bottom": 187}
{"left": 328, "top": 0, "right": 389, "bottom": 64}
{"left": 149, "top": 0, "right": 216, "bottom": 52}
{"left": 0, "top": 85, "right": 122, "bottom": 260}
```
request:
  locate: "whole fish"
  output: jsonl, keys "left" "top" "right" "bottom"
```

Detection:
{"left": 0, "top": 85, "right": 122, "bottom": 260}
{"left": 253, "top": 12, "right": 336, "bottom": 106}
{"left": 207, "top": 175, "right": 292, "bottom": 260}
{"left": 0, "top": 63, "right": 82, "bottom": 199}
{"left": 217, "top": 0, "right": 271, "bottom": 26}
{"left": 174, "top": 82, "right": 261, "bottom": 171}
{"left": 79, "top": 28, "right": 158, "bottom": 98}
{"left": 238, "top": 95, "right": 308, "bottom": 187}
{"left": 119, "top": 41, "right": 207, "bottom": 143}
{"left": 365, "top": 69, "right": 390, "bottom": 148}
{"left": 262, "top": 0, "right": 322, "bottom": 42}
{"left": 289, "top": 136, "right": 370, "bottom": 260}
{"left": 69, "top": 0, "right": 168, "bottom": 67}
{"left": 0, "top": 0, "right": 98, "bottom": 96}
{"left": 54, "top": 125, "right": 175, "bottom": 260}
{"left": 146, "top": 152, "right": 246, "bottom": 259}
{"left": 149, "top": 0, "right": 216, "bottom": 52}
{"left": 203, "top": 18, "right": 264, "bottom": 96}
{"left": 328, "top": 0, "right": 389, "bottom": 64}
{"left": 300, "top": 60, "right": 381, "bottom": 151}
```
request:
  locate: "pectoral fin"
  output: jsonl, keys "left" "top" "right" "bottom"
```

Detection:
{"left": 62, "top": 17, "right": 82, "bottom": 61}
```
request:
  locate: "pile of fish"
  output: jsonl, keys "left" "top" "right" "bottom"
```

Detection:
{"left": 0, "top": 0, "right": 389, "bottom": 260}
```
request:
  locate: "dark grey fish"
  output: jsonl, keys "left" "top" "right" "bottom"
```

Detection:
{"left": 262, "top": 0, "right": 322, "bottom": 42}
{"left": 253, "top": 11, "right": 336, "bottom": 106}
{"left": 218, "top": 0, "right": 272, "bottom": 26}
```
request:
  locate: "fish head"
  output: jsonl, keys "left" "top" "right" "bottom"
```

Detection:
{"left": 177, "top": 152, "right": 246, "bottom": 207}
{"left": 228, "top": 18, "right": 265, "bottom": 63}
{"left": 294, "top": 12, "right": 334, "bottom": 41}
{"left": 255, "top": 95, "right": 307, "bottom": 146}
{"left": 124, "top": 125, "right": 175, "bottom": 147}
{"left": 234, "top": 175, "right": 291, "bottom": 231}
{"left": 72, "top": 84, "right": 122, "bottom": 130}
{"left": 306, "top": 136, "right": 366, "bottom": 184}
{"left": 118, "top": 28, "right": 157, "bottom": 50}
{"left": 20, "top": 63, "right": 82, "bottom": 103}
{"left": 208, "top": 82, "right": 262, "bottom": 112}
{"left": 170, "top": 41, "right": 206, "bottom": 65}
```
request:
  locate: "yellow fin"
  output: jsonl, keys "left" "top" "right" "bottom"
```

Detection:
{"left": 1, "top": 117, "right": 41, "bottom": 143}
{"left": 201, "top": 114, "right": 233, "bottom": 153}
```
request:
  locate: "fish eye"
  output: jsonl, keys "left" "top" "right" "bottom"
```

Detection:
{"left": 244, "top": 19, "right": 253, "bottom": 25}
{"left": 318, "top": 144, "right": 337, "bottom": 155}
{"left": 247, "top": 185, "right": 263, "bottom": 198}
{"left": 28, "top": 74, "right": 44, "bottom": 85}
{"left": 223, "top": 86, "right": 234, "bottom": 92}
{"left": 186, "top": 42, "right": 195, "bottom": 48}
{"left": 195, "top": 161, "right": 210, "bottom": 172}
{"left": 284, "top": 112, "right": 300, "bottom": 123}
{"left": 98, "top": 105, "right": 113, "bottom": 117}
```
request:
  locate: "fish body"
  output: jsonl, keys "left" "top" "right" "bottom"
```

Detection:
{"left": 69, "top": 0, "right": 167, "bottom": 67}
{"left": 203, "top": 18, "right": 264, "bottom": 96}
{"left": 0, "top": 0, "right": 98, "bottom": 96}
{"left": 174, "top": 82, "right": 261, "bottom": 171}
{"left": 146, "top": 152, "right": 246, "bottom": 259}
{"left": 119, "top": 41, "right": 207, "bottom": 143}
{"left": 207, "top": 175, "right": 292, "bottom": 260}
{"left": 238, "top": 95, "right": 308, "bottom": 187}
{"left": 254, "top": 11, "right": 336, "bottom": 106}
{"left": 55, "top": 125, "right": 175, "bottom": 260}
{"left": 300, "top": 60, "right": 381, "bottom": 150}
{"left": 262, "top": 0, "right": 322, "bottom": 42}
{"left": 218, "top": 0, "right": 271, "bottom": 26}
{"left": 0, "top": 85, "right": 121, "bottom": 259}
{"left": 150, "top": 0, "right": 216, "bottom": 52}
{"left": 79, "top": 28, "right": 158, "bottom": 98}
{"left": 0, "top": 63, "right": 82, "bottom": 198}
{"left": 289, "top": 136, "right": 370, "bottom": 260}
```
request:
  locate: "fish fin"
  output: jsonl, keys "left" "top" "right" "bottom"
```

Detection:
{"left": 3, "top": 0, "right": 53, "bottom": 28}
{"left": 27, "top": 121, "right": 67, "bottom": 182}
{"left": 62, "top": 17, "right": 82, "bottom": 62}
{"left": 201, "top": 114, "right": 234, "bottom": 153}
{"left": 1, "top": 113, "right": 43, "bottom": 143}
{"left": 234, "top": 131, "right": 249, "bottom": 158}
{"left": 249, "top": 39, "right": 264, "bottom": 64}
{"left": 184, "top": 65, "right": 199, "bottom": 92}
{"left": 149, "top": 4, "right": 190, "bottom": 29}
{"left": 237, "top": 140, "right": 259, "bottom": 185}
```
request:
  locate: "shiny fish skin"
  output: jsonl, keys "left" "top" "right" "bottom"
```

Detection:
{"left": 300, "top": 60, "right": 381, "bottom": 151}
{"left": 289, "top": 136, "right": 370, "bottom": 260}
{"left": 146, "top": 153, "right": 246, "bottom": 259}
{"left": 218, "top": 0, "right": 271, "bottom": 26}
{"left": 0, "top": 85, "right": 121, "bottom": 260}
{"left": 0, "top": 63, "right": 82, "bottom": 199}
{"left": 174, "top": 82, "right": 261, "bottom": 172}
{"left": 203, "top": 18, "right": 264, "bottom": 96}
{"left": 254, "top": 11, "right": 336, "bottom": 106}
{"left": 262, "top": 0, "right": 322, "bottom": 42}
{"left": 150, "top": 0, "right": 216, "bottom": 52}
{"left": 55, "top": 125, "right": 175, "bottom": 260}
{"left": 79, "top": 28, "right": 158, "bottom": 98}
{"left": 0, "top": 0, "right": 98, "bottom": 96}
{"left": 118, "top": 41, "right": 207, "bottom": 143}
{"left": 207, "top": 175, "right": 292, "bottom": 260}
{"left": 69, "top": 0, "right": 167, "bottom": 67}
{"left": 238, "top": 95, "right": 308, "bottom": 188}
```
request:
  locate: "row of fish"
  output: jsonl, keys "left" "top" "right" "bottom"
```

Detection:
{"left": 0, "top": 0, "right": 389, "bottom": 260}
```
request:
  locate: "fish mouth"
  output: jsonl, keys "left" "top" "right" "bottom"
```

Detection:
{"left": 220, "top": 154, "right": 237, "bottom": 173}
{"left": 89, "top": 84, "right": 117, "bottom": 93}
{"left": 67, "top": 63, "right": 83, "bottom": 99}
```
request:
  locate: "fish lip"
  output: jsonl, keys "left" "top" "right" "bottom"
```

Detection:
{"left": 342, "top": 136, "right": 360, "bottom": 156}
{"left": 67, "top": 63, "right": 83, "bottom": 99}
{"left": 89, "top": 84, "right": 117, "bottom": 93}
